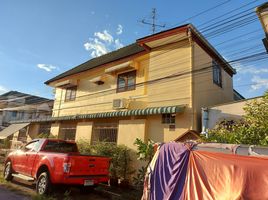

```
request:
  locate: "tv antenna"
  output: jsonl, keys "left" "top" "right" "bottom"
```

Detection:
{"left": 140, "top": 8, "right": 166, "bottom": 34}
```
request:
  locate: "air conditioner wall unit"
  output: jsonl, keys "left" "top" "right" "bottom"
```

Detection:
{"left": 113, "top": 98, "right": 128, "bottom": 109}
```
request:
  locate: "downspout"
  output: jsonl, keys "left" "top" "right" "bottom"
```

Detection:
{"left": 188, "top": 27, "right": 195, "bottom": 130}
{"left": 201, "top": 107, "right": 209, "bottom": 137}
{"left": 57, "top": 89, "right": 63, "bottom": 117}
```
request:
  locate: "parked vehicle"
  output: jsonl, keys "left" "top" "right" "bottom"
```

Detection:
{"left": 3, "top": 139, "right": 110, "bottom": 195}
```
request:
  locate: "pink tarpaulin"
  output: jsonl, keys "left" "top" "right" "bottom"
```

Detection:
{"left": 184, "top": 151, "right": 268, "bottom": 200}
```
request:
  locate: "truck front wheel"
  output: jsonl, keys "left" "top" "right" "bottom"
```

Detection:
{"left": 36, "top": 172, "right": 52, "bottom": 195}
{"left": 3, "top": 161, "right": 13, "bottom": 181}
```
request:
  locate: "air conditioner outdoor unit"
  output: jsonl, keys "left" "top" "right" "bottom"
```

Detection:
{"left": 113, "top": 98, "right": 128, "bottom": 109}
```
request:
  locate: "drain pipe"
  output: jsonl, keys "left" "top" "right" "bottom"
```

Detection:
{"left": 201, "top": 107, "right": 209, "bottom": 137}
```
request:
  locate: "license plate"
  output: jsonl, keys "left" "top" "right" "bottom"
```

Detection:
{"left": 84, "top": 180, "right": 94, "bottom": 186}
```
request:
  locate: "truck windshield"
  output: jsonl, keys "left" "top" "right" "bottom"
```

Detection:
{"left": 43, "top": 141, "right": 78, "bottom": 153}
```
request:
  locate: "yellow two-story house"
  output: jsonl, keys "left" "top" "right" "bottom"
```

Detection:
{"left": 24, "top": 24, "right": 237, "bottom": 150}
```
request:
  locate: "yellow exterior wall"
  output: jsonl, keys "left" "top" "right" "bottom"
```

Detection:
{"left": 117, "top": 119, "right": 146, "bottom": 150}
{"left": 50, "top": 123, "right": 60, "bottom": 137}
{"left": 75, "top": 122, "right": 93, "bottom": 141}
{"left": 147, "top": 40, "right": 191, "bottom": 108}
{"left": 147, "top": 108, "right": 192, "bottom": 142}
{"left": 192, "top": 42, "right": 234, "bottom": 130}
{"left": 28, "top": 124, "right": 40, "bottom": 139}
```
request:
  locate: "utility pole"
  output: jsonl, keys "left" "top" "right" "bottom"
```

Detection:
{"left": 140, "top": 8, "right": 166, "bottom": 34}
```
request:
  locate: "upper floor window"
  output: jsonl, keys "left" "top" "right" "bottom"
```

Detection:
{"left": 65, "top": 86, "right": 77, "bottom": 102}
{"left": 117, "top": 70, "right": 136, "bottom": 93}
{"left": 212, "top": 60, "right": 222, "bottom": 87}
{"left": 11, "top": 111, "right": 17, "bottom": 118}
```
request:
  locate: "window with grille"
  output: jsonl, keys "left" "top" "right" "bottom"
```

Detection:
{"left": 65, "top": 86, "right": 77, "bottom": 101}
{"left": 212, "top": 60, "right": 222, "bottom": 87}
{"left": 59, "top": 123, "right": 77, "bottom": 141}
{"left": 162, "top": 114, "right": 175, "bottom": 124}
{"left": 91, "top": 123, "right": 118, "bottom": 144}
{"left": 117, "top": 71, "right": 136, "bottom": 93}
{"left": 39, "top": 123, "right": 51, "bottom": 135}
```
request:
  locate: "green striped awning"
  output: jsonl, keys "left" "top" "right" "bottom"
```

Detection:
{"left": 11, "top": 105, "right": 185, "bottom": 123}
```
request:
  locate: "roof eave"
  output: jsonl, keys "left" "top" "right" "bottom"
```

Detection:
{"left": 189, "top": 24, "right": 236, "bottom": 76}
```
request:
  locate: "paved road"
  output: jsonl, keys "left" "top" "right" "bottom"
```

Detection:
{"left": 0, "top": 186, "right": 30, "bottom": 200}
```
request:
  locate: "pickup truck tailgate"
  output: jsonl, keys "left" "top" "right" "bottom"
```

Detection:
{"left": 68, "top": 155, "right": 110, "bottom": 176}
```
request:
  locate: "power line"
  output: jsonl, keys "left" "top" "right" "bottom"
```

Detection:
{"left": 51, "top": 52, "right": 268, "bottom": 108}
{"left": 168, "top": 0, "right": 232, "bottom": 28}
{"left": 197, "top": 0, "right": 260, "bottom": 28}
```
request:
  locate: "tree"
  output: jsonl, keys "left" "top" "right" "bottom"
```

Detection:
{"left": 205, "top": 91, "right": 268, "bottom": 145}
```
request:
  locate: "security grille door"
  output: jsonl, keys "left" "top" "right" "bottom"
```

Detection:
{"left": 91, "top": 123, "right": 118, "bottom": 144}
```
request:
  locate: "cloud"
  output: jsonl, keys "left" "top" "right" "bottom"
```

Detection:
{"left": 84, "top": 38, "right": 109, "bottom": 57}
{"left": 116, "top": 24, "right": 123, "bottom": 35}
{"left": 0, "top": 85, "right": 8, "bottom": 94}
{"left": 94, "top": 30, "right": 113, "bottom": 43}
{"left": 251, "top": 76, "right": 268, "bottom": 90}
{"left": 84, "top": 26, "right": 124, "bottom": 58}
{"left": 114, "top": 39, "right": 124, "bottom": 49}
{"left": 236, "top": 65, "right": 268, "bottom": 74}
{"left": 37, "top": 64, "right": 58, "bottom": 72}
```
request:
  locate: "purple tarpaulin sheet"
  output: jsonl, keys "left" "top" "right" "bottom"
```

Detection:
{"left": 150, "top": 142, "right": 190, "bottom": 200}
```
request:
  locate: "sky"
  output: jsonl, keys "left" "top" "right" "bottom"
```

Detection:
{"left": 0, "top": 0, "right": 267, "bottom": 99}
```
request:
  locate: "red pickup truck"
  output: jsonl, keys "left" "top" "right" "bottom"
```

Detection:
{"left": 4, "top": 139, "right": 110, "bottom": 195}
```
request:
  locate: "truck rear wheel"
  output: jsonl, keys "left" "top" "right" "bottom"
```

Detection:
{"left": 3, "top": 161, "right": 13, "bottom": 181}
{"left": 36, "top": 172, "right": 52, "bottom": 195}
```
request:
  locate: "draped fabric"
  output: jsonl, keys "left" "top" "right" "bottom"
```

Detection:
{"left": 144, "top": 143, "right": 268, "bottom": 200}
{"left": 184, "top": 151, "right": 268, "bottom": 200}
{"left": 149, "top": 142, "right": 191, "bottom": 200}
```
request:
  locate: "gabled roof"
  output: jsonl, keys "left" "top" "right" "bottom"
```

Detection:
{"left": 45, "top": 43, "right": 145, "bottom": 84}
{"left": 0, "top": 91, "right": 52, "bottom": 105}
{"left": 45, "top": 23, "right": 236, "bottom": 85}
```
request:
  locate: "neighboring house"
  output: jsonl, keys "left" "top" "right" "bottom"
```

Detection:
{"left": 201, "top": 96, "right": 261, "bottom": 134}
{"left": 14, "top": 24, "right": 239, "bottom": 151}
{"left": 0, "top": 91, "right": 53, "bottom": 148}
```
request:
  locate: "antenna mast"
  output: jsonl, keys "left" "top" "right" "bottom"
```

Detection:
{"left": 141, "top": 8, "right": 165, "bottom": 34}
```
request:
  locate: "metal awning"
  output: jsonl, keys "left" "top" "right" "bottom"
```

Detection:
{"left": 104, "top": 61, "right": 134, "bottom": 74}
{"left": 0, "top": 123, "right": 29, "bottom": 139}
{"left": 11, "top": 105, "right": 185, "bottom": 123}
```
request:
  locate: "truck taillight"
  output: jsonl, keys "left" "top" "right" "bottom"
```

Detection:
{"left": 63, "top": 163, "right": 71, "bottom": 173}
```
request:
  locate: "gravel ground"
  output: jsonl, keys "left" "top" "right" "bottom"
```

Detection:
{"left": 0, "top": 185, "right": 30, "bottom": 200}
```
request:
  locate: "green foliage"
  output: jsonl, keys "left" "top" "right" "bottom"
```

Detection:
{"left": 77, "top": 140, "right": 135, "bottom": 180}
{"left": 134, "top": 138, "right": 154, "bottom": 161}
{"left": 37, "top": 133, "right": 56, "bottom": 139}
{"left": 113, "top": 145, "right": 135, "bottom": 181}
{"left": 0, "top": 139, "right": 11, "bottom": 149}
{"left": 205, "top": 91, "right": 268, "bottom": 145}
{"left": 76, "top": 139, "right": 92, "bottom": 155}
{"left": 132, "top": 166, "right": 146, "bottom": 189}
{"left": 133, "top": 138, "right": 155, "bottom": 189}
